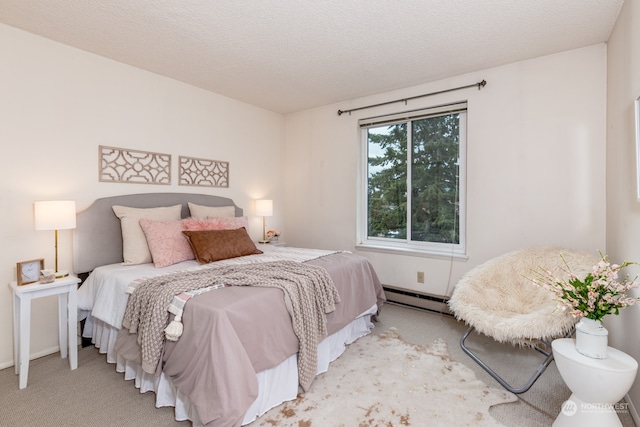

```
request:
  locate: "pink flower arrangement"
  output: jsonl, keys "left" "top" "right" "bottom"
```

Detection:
{"left": 532, "top": 252, "right": 640, "bottom": 321}
{"left": 265, "top": 229, "right": 280, "bottom": 240}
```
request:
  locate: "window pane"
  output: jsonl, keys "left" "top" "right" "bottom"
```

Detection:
{"left": 411, "top": 114, "right": 460, "bottom": 243}
{"left": 367, "top": 124, "right": 407, "bottom": 239}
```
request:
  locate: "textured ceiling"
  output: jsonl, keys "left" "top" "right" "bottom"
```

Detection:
{"left": 0, "top": 0, "right": 624, "bottom": 114}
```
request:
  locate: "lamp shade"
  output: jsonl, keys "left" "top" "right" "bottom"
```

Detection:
{"left": 34, "top": 201, "right": 77, "bottom": 230}
{"left": 255, "top": 199, "right": 273, "bottom": 217}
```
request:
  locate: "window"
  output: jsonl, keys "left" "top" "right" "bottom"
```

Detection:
{"left": 358, "top": 102, "right": 467, "bottom": 257}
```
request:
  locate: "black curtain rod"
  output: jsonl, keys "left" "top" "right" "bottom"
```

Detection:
{"left": 337, "top": 79, "right": 486, "bottom": 116}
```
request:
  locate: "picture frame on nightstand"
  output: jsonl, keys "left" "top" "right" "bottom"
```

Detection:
{"left": 16, "top": 258, "right": 45, "bottom": 286}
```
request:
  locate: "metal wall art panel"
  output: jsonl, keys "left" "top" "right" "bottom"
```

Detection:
{"left": 99, "top": 145, "right": 171, "bottom": 185}
{"left": 179, "top": 155, "right": 229, "bottom": 188}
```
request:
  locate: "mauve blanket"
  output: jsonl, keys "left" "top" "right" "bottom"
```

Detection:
{"left": 121, "top": 260, "right": 340, "bottom": 388}
{"left": 115, "top": 252, "right": 385, "bottom": 427}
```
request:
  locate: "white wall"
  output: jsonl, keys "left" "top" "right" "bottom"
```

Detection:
{"left": 0, "top": 24, "right": 286, "bottom": 368}
{"left": 605, "top": 0, "right": 640, "bottom": 419}
{"left": 0, "top": 18, "right": 618, "bottom": 408}
{"left": 284, "top": 45, "right": 607, "bottom": 298}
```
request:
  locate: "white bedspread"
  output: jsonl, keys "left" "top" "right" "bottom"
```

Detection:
{"left": 78, "top": 245, "right": 342, "bottom": 332}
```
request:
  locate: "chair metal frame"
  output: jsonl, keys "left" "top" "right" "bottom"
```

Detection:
{"left": 460, "top": 326, "right": 573, "bottom": 394}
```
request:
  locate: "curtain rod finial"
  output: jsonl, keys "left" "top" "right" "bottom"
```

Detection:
{"left": 478, "top": 80, "right": 487, "bottom": 90}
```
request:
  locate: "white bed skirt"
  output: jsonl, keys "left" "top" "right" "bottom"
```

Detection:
{"left": 86, "top": 304, "right": 377, "bottom": 425}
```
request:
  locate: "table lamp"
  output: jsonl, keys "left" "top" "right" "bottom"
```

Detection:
{"left": 255, "top": 199, "right": 273, "bottom": 243}
{"left": 34, "top": 200, "right": 76, "bottom": 278}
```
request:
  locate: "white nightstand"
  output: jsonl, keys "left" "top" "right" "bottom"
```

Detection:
{"left": 9, "top": 275, "right": 81, "bottom": 389}
{"left": 258, "top": 241, "right": 286, "bottom": 247}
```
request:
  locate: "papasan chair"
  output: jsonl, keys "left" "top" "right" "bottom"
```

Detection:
{"left": 448, "top": 246, "right": 597, "bottom": 394}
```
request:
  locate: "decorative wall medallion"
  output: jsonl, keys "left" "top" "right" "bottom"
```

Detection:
{"left": 179, "top": 155, "right": 229, "bottom": 188}
{"left": 99, "top": 145, "right": 171, "bottom": 185}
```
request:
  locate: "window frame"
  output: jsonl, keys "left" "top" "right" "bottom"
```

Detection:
{"left": 356, "top": 102, "right": 468, "bottom": 259}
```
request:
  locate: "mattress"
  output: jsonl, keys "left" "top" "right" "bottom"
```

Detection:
{"left": 78, "top": 245, "right": 345, "bottom": 331}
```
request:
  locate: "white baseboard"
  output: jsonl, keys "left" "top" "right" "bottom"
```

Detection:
{"left": 0, "top": 346, "right": 60, "bottom": 370}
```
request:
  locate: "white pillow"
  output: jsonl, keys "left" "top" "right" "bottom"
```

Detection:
{"left": 187, "top": 202, "right": 235, "bottom": 219}
{"left": 112, "top": 204, "right": 182, "bottom": 265}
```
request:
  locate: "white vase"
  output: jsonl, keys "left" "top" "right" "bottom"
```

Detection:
{"left": 575, "top": 317, "right": 608, "bottom": 359}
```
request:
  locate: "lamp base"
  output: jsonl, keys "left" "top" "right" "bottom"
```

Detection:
{"left": 55, "top": 270, "right": 69, "bottom": 278}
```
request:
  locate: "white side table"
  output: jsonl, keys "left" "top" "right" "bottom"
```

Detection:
{"left": 258, "top": 241, "right": 286, "bottom": 247}
{"left": 9, "top": 275, "right": 81, "bottom": 389}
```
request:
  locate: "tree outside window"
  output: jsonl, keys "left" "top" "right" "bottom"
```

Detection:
{"left": 362, "top": 106, "right": 466, "bottom": 256}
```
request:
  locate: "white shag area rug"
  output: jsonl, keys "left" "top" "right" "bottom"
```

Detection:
{"left": 250, "top": 328, "right": 517, "bottom": 427}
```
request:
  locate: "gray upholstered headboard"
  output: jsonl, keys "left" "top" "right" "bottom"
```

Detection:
{"left": 73, "top": 193, "right": 243, "bottom": 274}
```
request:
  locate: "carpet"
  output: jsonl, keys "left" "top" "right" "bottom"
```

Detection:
{"left": 251, "top": 328, "right": 517, "bottom": 426}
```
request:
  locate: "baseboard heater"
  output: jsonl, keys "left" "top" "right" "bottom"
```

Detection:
{"left": 383, "top": 286, "right": 451, "bottom": 315}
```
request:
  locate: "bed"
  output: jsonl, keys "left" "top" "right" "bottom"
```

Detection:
{"left": 74, "top": 193, "right": 385, "bottom": 426}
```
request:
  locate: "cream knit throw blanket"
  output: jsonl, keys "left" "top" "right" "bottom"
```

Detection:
{"left": 121, "top": 260, "right": 340, "bottom": 391}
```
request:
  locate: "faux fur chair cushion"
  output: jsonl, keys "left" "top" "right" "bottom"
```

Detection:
{"left": 448, "top": 246, "right": 598, "bottom": 344}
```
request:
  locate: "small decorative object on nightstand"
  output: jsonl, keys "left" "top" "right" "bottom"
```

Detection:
{"left": 9, "top": 275, "right": 81, "bottom": 389}
{"left": 16, "top": 258, "right": 45, "bottom": 286}
{"left": 266, "top": 229, "right": 280, "bottom": 242}
{"left": 39, "top": 269, "right": 56, "bottom": 284}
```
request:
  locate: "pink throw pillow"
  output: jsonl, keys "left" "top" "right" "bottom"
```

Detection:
{"left": 140, "top": 216, "right": 250, "bottom": 268}
{"left": 183, "top": 216, "right": 249, "bottom": 231}
{"left": 139, "top": 218, "right": 195, "bottom": 268}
